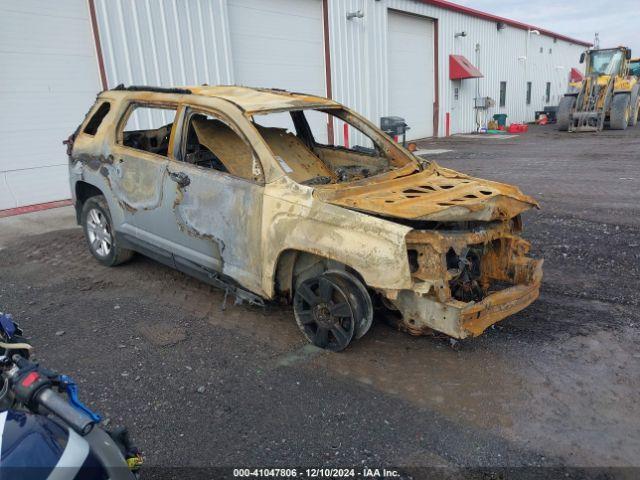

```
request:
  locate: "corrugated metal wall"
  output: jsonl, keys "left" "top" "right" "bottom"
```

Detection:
{"left": 94, "top": 0, "right": 585, "bottom": 138}
{"left": 327, "top": 0, "right": 585, "bottom": 136}
{"left": 94, "top": 0, "right": 233, "bottom": 89}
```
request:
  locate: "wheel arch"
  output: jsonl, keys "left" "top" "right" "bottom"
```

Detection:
{"left": 74, "top": 181, "right": 104, "bottom": 224}
{"left": 271, "top": 248, "right": 368, "bottom": 302}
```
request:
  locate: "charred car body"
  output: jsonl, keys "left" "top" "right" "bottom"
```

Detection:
{"left": 68, "top": 85, "right": 543, "bottom": 351}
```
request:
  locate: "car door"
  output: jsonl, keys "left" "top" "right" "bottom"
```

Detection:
{"left": 109, "top": 102, "right": 177, "bottom": 254}
{"left": 160, "top": 105, "right": 266, "bottom": 295}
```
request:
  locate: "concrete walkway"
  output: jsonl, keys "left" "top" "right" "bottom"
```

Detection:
{"left": 0, "top": 205, "right": 77, "bottom": 250}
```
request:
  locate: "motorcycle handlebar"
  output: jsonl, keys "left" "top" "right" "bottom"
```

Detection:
{"left": 9, "top": 356, "right": 96, "bottom": 436}
{"left": 36, "top": 387, "right": 96, "bottom": 436}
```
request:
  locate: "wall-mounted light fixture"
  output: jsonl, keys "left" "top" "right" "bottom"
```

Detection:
{"left": 346, "top": 10, "right": 364, "bottom": 20}
{"left": 497, "top": 22, "right": 506, "bottom": 31}
{"left": 454, "top": 31, "right": 467, "bottom": 38}
{"left": 528, "top": 29, "right": 540, "bottom": 36}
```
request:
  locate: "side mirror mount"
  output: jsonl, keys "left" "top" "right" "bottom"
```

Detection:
{"left": 579, "top": 52, "right": 585, "bottom": 64}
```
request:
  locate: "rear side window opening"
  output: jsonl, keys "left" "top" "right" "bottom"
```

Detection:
{"left": 83, "top": 102, "right": 111, "bottom": 135}
{"left": 118, "top": 104, "right": 177, "bottom": 157}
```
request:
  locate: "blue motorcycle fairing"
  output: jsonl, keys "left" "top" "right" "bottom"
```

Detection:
{"left": 0, "top": 409, "right": 108, "bottom": 480}
{"left": 0, "top": 410, "right": 68, "bottom": 472}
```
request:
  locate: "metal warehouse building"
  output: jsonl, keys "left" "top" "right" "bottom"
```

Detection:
{"left": 0, "top": 0, "right": 589, "bottom": 211}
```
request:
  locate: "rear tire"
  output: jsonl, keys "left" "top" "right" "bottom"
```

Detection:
{"left": 629, "top": 86, "right": 640, "bottom": 127}
{"left": 81, "top": 195, "right": 133, "bottom": 267}
{"left": 610, "top": 93, "right": 631, "bottom": 130}
{"left": 557, "top": 96, "right": 576, "bottom": 131}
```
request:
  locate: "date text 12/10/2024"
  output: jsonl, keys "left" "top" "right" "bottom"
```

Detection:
{"left": 233, "top": 468, "right": 401, "bottom": 478}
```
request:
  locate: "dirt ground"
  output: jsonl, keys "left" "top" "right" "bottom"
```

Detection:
{"left": 0, "top": 125, "right": 638, "bottom": 476}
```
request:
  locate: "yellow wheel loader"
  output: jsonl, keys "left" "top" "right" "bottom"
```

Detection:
{"left": 558, "top": 47, "right": 639, "bottom": 131}
{"left": 630, "top": 58, "right": 640, "bottom": 126}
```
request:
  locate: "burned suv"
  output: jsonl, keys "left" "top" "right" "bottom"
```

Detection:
{"left": 68, "top": 85, "right": 542, "bottom": 351}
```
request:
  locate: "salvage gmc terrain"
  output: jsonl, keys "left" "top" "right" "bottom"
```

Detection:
{"left": 67, "top": 85, "right": 543, "bottom": 351}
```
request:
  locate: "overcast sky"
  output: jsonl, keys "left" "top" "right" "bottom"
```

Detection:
{"left": 455, "top": 0, "right": 639, "bottom": 55}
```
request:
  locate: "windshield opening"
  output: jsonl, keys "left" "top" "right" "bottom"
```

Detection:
{"left": 588, "top": 50, "right": 624, "bottom": 75}
{"left": 251, "top": 107, "right": 417, "bottom": 186}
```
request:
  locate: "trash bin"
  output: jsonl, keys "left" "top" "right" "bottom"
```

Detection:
{"left": 380, "top": 116, "right": 410, "bottom": 146}
{"left": 493, "top": 114, "right": 508, "bottom": 127}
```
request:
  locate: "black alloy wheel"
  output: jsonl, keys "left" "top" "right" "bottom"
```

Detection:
{"left": 323, "top": 270, "right": 373, "bottom": 339}
{"left": 293, "top": 274, "right": 356, "bottom": 352}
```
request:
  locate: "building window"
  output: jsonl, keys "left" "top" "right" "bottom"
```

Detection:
{"left": 526, "top": 82, "right": 532, "bottom": 105}
{"left": 545, "top": 82, "right": 551, "bottom": 103}
{"left": 499, "top": 81, "right": 507, "bottom": 107}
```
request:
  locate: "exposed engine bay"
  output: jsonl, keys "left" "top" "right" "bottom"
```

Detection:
{"left": 397, "top": 216, "right": 542, "bottom": 338}
{"left": 446, "top": 246, "right": 485, "bottom": 303}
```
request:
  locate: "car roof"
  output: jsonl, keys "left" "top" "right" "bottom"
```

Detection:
{"left": 108, "top": 85, "right": 339, "bottom": 114}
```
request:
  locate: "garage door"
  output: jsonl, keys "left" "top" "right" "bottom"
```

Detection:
{"left": 227, "top": 0, "right": 327, "bottom": 138}
{"left": 228, "top": 0, "right": 325, "bottom": 95}
{"left": 387, "top": 11, "right": 435, "bottom": 140}
{"left": 0, "top": 1, "right": 101, "bottom": 210}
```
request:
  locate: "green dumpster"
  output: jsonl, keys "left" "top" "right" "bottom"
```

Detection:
{"left": 493, "top": 114, "right": 508, "bottom": 127}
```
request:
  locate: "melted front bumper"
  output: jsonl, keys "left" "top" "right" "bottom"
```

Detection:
{"left": 391, "top": 255, "right": 543, "bottom": 339}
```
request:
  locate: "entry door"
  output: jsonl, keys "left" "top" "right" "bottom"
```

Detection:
{"left": 387, "top": 11, "right": 435, "bottom": 140}
{"left": 161, "top": 107, "right": 265, "bottom": 295}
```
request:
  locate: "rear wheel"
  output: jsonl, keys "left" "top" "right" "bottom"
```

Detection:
{"left": 293, "top": 273, "right": 356, "bottom": 352}
{"left": 557, "top": 96, "right": 576, "bottom": 131}
{"left": 81, "top": 195, "right": 133, "bottom": 267}
{"left": 610, "top": 93, "right": 631, "bottom": 130}
{"left": 629, "top": 86, "right": 640, "bottom": 127}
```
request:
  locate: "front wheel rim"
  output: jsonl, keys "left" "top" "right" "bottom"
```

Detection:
{"left": 86, "top": 208, "right": 112, "bottom": 257}
{"left": 294, "top": 276, "right": 355, "bottom": 351}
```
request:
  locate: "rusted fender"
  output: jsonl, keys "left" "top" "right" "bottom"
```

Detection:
{"left": 260, "top": 176, "right": 414, "bottom": 297}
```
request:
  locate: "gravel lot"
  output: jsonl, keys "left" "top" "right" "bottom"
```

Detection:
{"left": 0, "top": 125, "right": 638, "bottom": 477}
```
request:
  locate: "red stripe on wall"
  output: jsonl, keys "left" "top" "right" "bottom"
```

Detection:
{"left": 0, "top": 200, "right": 73, "bottom": 219}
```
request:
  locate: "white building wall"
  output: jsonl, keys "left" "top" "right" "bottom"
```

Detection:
{"left": 95, "top": 0, "right": 586, "bottom": 139}
{"left": 0, "top": 0, "right": 102, "bottom": 210}
{"left": 94, "top": 0, "right": 234, "bottom": 89}
{"left": 327, "top": 0, "right": 585, "bottom": 137}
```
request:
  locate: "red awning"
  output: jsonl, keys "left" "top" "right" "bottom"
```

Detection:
{"left": 449, "top": 55, "right": 483, "bottom": 80}
{"left": 569, "top": 67, "right": 584, "bottom": 82}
